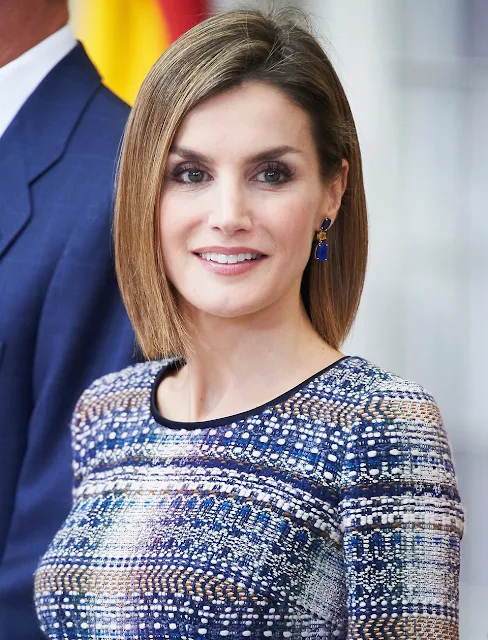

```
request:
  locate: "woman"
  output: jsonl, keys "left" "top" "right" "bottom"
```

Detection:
{"left": 35, "top": 8, "right": 464, "bottom": 639}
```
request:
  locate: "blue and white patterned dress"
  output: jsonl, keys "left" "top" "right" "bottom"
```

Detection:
{"left": 35, "top": 356, "right": 464, "bottom": 639}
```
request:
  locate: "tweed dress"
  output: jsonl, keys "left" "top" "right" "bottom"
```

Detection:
{"left": 35, "top": 356, "right": 464, "bottom": 639}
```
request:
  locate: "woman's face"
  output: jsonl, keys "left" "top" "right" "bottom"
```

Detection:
{"left": 159, "top": 81, "right": 346, "bottom": 321}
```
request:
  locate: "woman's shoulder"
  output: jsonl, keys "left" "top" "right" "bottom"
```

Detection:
{"left": 339, "top": 357, "right": 462, "bottom": 520}
{"left": 71, "top": 359, "right": 172, "bottom": 429}
{"left": 85, "top": 359, "right": 166, "bottom": 393}
{"left": 69, "top": 360, "right": 174, "bottom": 488}
{"left": 338, "top": 357, "right": 452, "bottom": 481}
{"left": 341, "top": 355, "right": 437, "bottom": 400}
{"left": 338, "top": 355, "right": 441, "bottom": 425}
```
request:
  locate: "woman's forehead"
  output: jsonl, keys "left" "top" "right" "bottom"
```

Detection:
{"left": 171, "top": 82, "right": 314, "bottom": 158}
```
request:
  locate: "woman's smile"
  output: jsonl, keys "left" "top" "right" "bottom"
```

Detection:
{"left": 194, "top": 246, "right": 267, "bottom": 275}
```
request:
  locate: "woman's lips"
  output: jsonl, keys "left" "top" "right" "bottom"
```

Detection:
{"left": 194, "top": 251, "right": 266, "bottom": 275}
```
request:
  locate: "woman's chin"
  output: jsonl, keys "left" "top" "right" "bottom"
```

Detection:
{"left": 185, "top": 297, "right": 267, "bottom": 321}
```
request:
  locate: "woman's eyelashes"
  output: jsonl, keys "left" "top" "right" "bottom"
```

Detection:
{"left": 170, "top": 162, "right": 210, "bottom": 185}
{"left": 252, "top": 161, "right": 295, "bottom": 185}
{"left": 168, "top": 160, "right": 295, "bottom": 187}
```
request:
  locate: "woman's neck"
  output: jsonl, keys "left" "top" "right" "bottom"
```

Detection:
{"left": 158, "top": 297, "right": 343, "bottom": 423}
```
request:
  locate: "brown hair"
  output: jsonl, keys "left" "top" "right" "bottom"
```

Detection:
{"left": 114, "top": 7, "right": 368, "bottom": 360}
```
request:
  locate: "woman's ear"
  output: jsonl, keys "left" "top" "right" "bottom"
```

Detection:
{"left": 315, "top": 159, "right": 349, "bottom": 229}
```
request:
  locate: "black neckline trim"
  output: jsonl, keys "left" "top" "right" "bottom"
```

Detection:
{"left": 150, "top": 355, "right": 351, "bottom": 430}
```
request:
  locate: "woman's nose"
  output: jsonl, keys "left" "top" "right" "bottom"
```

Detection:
{"left": 207, "top": 179, "right": 252, "bottom": 235}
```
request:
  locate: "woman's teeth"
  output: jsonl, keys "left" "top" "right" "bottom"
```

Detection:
{"left": 199, "top": 252, "right": 260, "bottom": 264}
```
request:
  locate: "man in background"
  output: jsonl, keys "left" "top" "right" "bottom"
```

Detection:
{"left": 0, "top": 0, "right": 136, "bottom": 636}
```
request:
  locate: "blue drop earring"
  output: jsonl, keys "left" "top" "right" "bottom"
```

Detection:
{"left": 315, "top": 218, "right": 331, "bottom": 261}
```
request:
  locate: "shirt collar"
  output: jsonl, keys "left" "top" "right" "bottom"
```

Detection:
{"left": 0, "top": 24, "right": 77, "bottom": 139}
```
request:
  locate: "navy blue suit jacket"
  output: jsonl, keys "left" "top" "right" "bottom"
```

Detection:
{"left": 0, "top": 44, "right": 136, "bottom": 637}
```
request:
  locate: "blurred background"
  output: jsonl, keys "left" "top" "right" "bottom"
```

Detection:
{"left": 68, "top": 1, "right": 487, "bottom": 637}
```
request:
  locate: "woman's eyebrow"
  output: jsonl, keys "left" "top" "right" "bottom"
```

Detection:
{"left": 249, "top": 145, "right": 302, "bottom": 162}
{"left": 169, "top": 146, "right": 211, "bottom": 163}
{"left": 168, "top": 145, "right": 302, "bottom": 164}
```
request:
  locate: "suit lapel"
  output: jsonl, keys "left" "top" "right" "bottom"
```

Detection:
{"left": 0, "top": 43, "right": 101, "bottom": 260}
{"left": 0, "top": 122, "right": 31, "bottom": 259}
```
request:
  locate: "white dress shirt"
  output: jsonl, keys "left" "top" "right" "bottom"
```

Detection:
{"left": 0, "top": 24, "right": 77, "bottom": 139}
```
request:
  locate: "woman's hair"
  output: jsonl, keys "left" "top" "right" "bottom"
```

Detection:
{"left": 114, "top": 7, "right": 368, "bottom": 360}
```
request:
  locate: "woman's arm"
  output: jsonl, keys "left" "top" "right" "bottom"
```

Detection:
{"left": 339, "top": 383, "right": 464, "bottom": 639}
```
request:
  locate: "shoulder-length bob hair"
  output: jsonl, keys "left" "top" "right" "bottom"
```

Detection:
{"left": 114, "top": 8, "right": 368, "bottom": 360}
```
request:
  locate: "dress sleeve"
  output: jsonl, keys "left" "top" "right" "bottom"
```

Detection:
{"left": 338, "top": 383, "right": 464, "bottom": 639}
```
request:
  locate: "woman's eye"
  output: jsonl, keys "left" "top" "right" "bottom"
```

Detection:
{"left": 170, "top": 164, "right": 210, "bottom": 184}
{"left": 256, "top": 169, "right": 283, "bottom": 184}
{"left": 254, "top": 163, "right": 293, "bottom": 185}
{"left": 177, "top": 169, "right": 207, "bottom": 184}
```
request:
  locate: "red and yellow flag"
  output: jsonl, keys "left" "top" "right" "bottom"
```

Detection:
{"left": 70, "top": 0, "right": 208, "bottom": 104}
